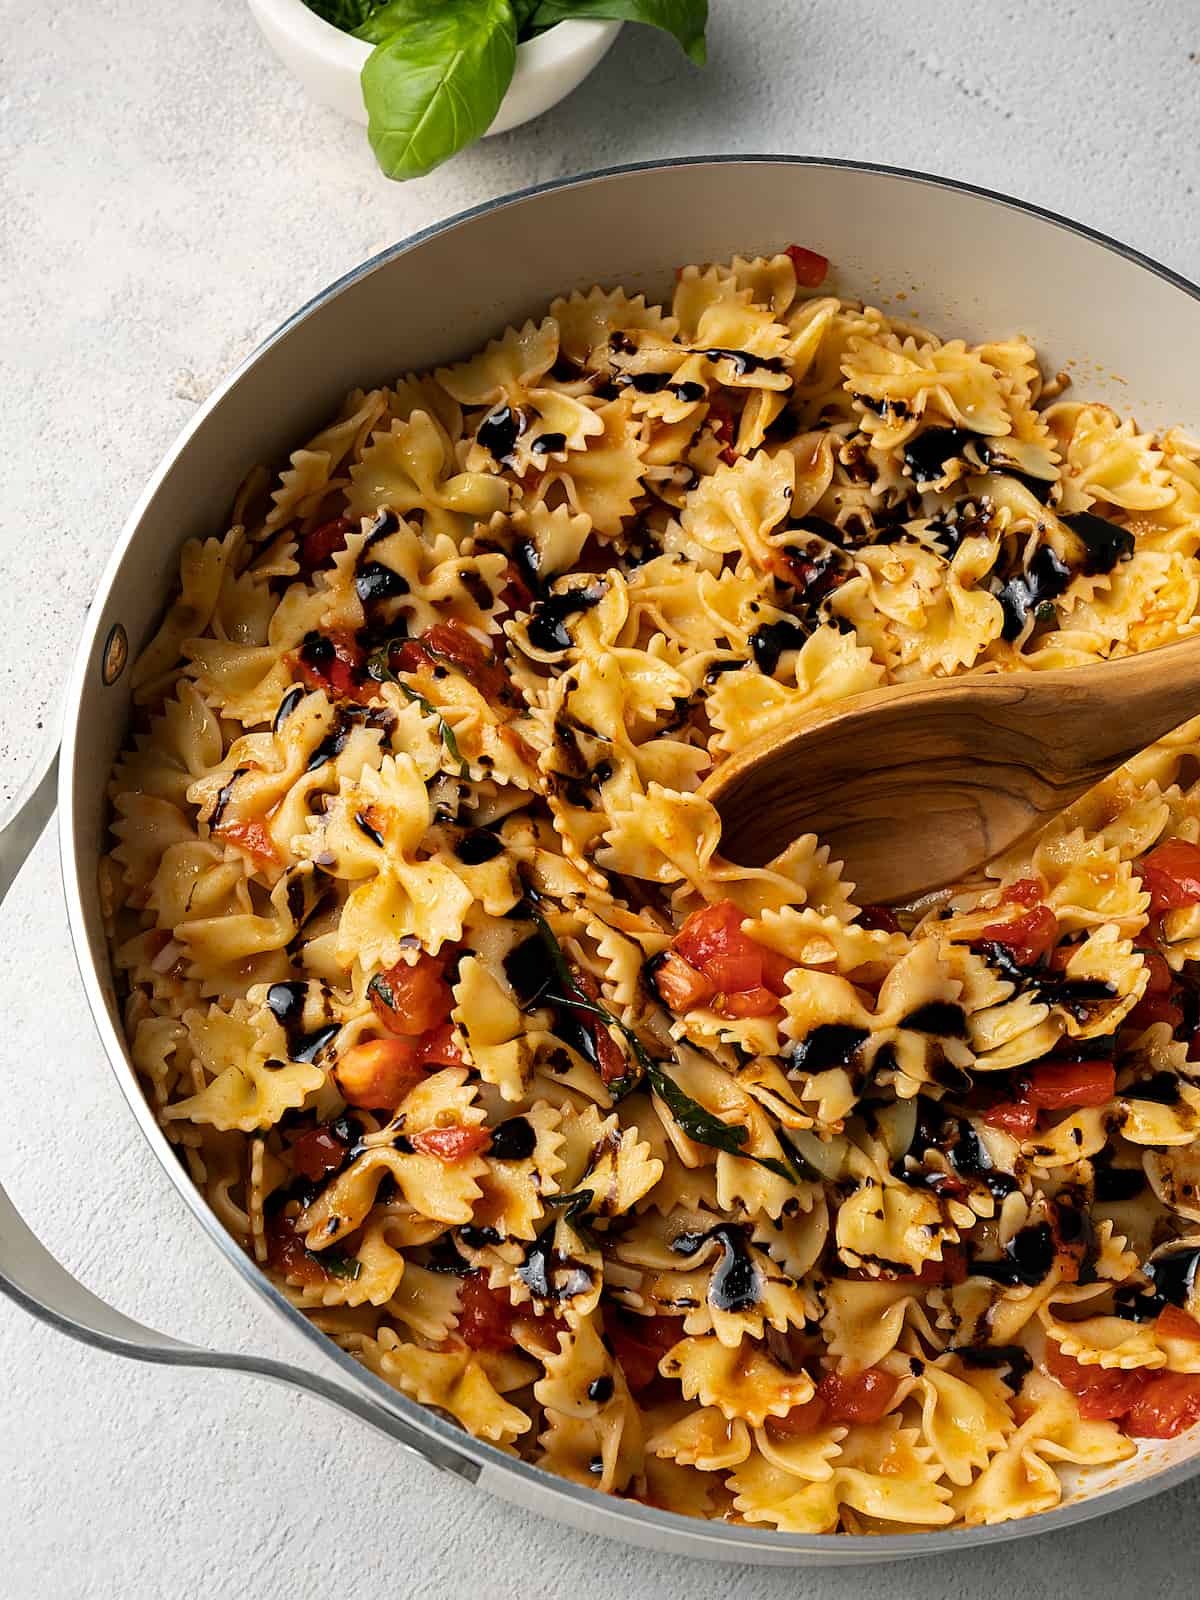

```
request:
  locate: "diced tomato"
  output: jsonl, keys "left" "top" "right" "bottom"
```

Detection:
{"left": 369, "top": 953, "right": 452, "bottom": 1037}
{"left": 1139, "top": 948, "right": 1174, "bottom": 995}
{"left": 298, "top": 515, "right": 351, "bottom": 575}
{"left": 650, "top": 950, "right": 717, "bottom": 1012}
{"left": 768, "top": 1395, "right": 829, "bottom": 1436}
{"left": 818, "top": 1366, "right": 900, "bottom": 1424}
{"left": 290, "top": 1124, "right": 350, "bottom": 1182}
{"left": 395, "top": 620, "right": 507, "bottom": 700}
{"left": 714, "top": 984, "right": 779, "bottom": 1019}
{"left": 671, "top": 899, "right": 787, "bottom": 1016}
{"left": 705, "top": 394, "right": 739, "bottom": 466}
{"left": 674, "top": 900, "right": 754, "bottom": 980}
{"left": 912, "top": 1244, "right": 969, "bottom": 1286}
{"left": 214, "top": 817, "right": 279, "bottom": 867}
{"left": 984, "top": 1100, "right": 1039, "bottom": 1138}
{"left": 335, "top": 1037, "right": 424, "bottom": 1110}
{"left": 1047, "top": 1338, "right": 1200, "bottom": 1435}
{"left": 411, "top": 1125, "right": 490, "bottom": 1162}
{"left": 1044, "top": 1341, "right": 1150, "bottom": 1420}
{"left": 1159, "top": 1305, "right": 1200, "bottom": 1343}
{"left": 1024, "top": 1060, "right": 1115, "bottom": 1110}
{"left": 499, "top": 560, "right": 535, "bottom": 618}
{"left": 979, "top": 903, "right": 1059, "bottom": 967}
{"left": 265, "top": 1210, "right": 327, "bottom": 1287}
{"left": 292, "top": 628, "right": 369, "bottom": 703}
{"left": 1124, "top": 1373, "right": 1200, "bottom": 1438}
{"left": 568, "top": 963, "right": 629, "bottom": 1085}
{"left": 1001, "top": 877, "right": 1046, "bottom": 908}
{"left": 457, "top": 1272, "right": 517, "bottom": 1351}
{"left": 1141, "top": 838, "right": 1200, "bottom": 917}
{"left": 759, "top": 947, "right": 796, "bottom": 997}
{"left": 1128, "top": 993, "right": 1185, "bottom": 1032}
{"left": 602, "top": 1309, "right": 684, "bottom": 1392}
{"left": 785, "top": 244, "right": 829, "bottom": 288}
{"left": 771, "top": 1366, "right": 900, "bottom": 1432}
{"left": 415, "top": 1020, "right": 466, "bottom": 1068}
{"left": 858, "top": 905, "right": 900, "bottom": 933}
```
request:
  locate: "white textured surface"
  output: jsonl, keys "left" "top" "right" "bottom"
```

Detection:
{"left": 3, "top": 1, "right": 1200, "bottom": 1594}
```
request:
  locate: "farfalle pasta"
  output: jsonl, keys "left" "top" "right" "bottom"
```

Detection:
{"left": 104, "top": 247, "right": 1200, "bottom": 1535}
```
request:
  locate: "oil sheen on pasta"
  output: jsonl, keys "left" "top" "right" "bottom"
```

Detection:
{"left": 103, "top": 249, "right": 1200, "bottom": 1535}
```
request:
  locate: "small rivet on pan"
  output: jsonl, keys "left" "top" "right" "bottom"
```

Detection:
{"left": 101, "top": 623, "right": 129, "bottom": 687}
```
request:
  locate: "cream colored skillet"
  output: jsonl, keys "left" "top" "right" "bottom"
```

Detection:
{"left": 3, "top": 159, "right": 1200, "bottom": 1566}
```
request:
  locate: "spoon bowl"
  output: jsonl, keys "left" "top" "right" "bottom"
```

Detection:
{"left": 702, "top": 636, "right": 1200, "bottom": 904}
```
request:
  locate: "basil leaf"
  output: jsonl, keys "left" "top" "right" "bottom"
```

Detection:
{"left": 322, "top": 1251, "right": 363, "bottom": 1280}
{"left": 528, "top": 0, "right": 707, "bottom": 64}
{"left": 510, "top": 0, "right": 543, "bottom": 28}
{"left": 359, "top": 0, "right": 518, "bottom": 181}
{"left": 305, "top": 0, "right": 389, "bottom": 30}
{"left": 366, "top": 643, "right": 470, "bottom": 777}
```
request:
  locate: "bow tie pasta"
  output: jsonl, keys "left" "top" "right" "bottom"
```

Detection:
{"left": 104, "top": 246, "right": 1200, "bottom": 1534}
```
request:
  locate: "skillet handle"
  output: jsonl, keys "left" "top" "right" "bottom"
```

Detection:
{"left": 0, "top": 746, "right": 476, "bottom": 1482}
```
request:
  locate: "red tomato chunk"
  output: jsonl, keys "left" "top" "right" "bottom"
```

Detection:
{"left": 369, "top": 953, "right": 453, "bottom": 1037}
{"left": 785, "top": 244, "right": 829, "bottom": 287}
{"left": 411, "top": 1125, "right": 490, "bottom": 1162}
{"left": 1046, "top": 1339, "right": 1200, "bottom": 1437}
{"left": 1141, "top": 838, "right": 1200, "bottom": 917}
{"left": 290, "top": 1124, "right": 349, "bottom": 1182}
{"left": 669, "top": 899, "right": 790, "bottom": 1018}
{"left": 1023, "top": 1060, "right": 1115, "bottom": 1110}
{"left": 603, "top": 1309, "right": 684, "bottom": 1393}
{"left": 771, "top": 1366, "right": 900, "bottom": 1435}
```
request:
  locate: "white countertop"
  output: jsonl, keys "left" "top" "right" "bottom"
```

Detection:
{"left": 4, "top": 1, "right": 1200, "bottom": 1593}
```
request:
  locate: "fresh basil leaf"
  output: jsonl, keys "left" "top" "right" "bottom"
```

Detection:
{"left": 529, "top": 0, "right": 707, "bottom": 64}
{"left": 366, "top": 643, "right": 470, "bottom": 776}
{"left": 304, "top": 0, "right": 389, "bottom": 31}
{"left": 322, "top": 1251, "right": 363, "bottom": 1280}
{"left": 510, "top": 0, "right": 543, "bottom": 29}
{"left": 359, "top": 0, "right": 518, "bottom": 181}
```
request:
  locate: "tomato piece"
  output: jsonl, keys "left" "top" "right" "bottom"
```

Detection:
{"left": 1124, "top": 1373, "right": 1200, "bottom": 1438}
{"left": 714, "top": 984, "right": 779, "bottom": 1019}
{"left": 1138, "top": 948, "right": 1174, "bottom": 995}
{"left": 292, "top": 628, "right": 369, "bottom": 703}
{"left": 768, "top": 1395, "right": 829, "bottom": 1436}
{"left": 1158, "top": 1305, "right": 1200, "bottom": 1342}
{"left": 603, "top": 1310, "right": 684, "bottom": 1392}
{"left": 214, "top": 817, "right": 279, "bottom": 867}
{"left": 411, "top": 1125, "right": 490, "bottom": 1161}
{"left": 857, "top": 904, "right": 900, "bottom": 933}
{"left": 290, "top": 1124, "right": 349, "bottom": 1182}
{"left": 566, "top": 964, "right": 629, "bottom": 1085}
{"left": 415, "top": 1020, "right": 466, "bottom": 1068}
{"left": 335, "top": 1037, "right": 424, "bottom": 1111}
{"left": 758, "top": 946, "right": 796, "bottom": 997}
{"left": 1044, "top": 1341, "right": 1150, "bottom": 1420}
{"left": 1001, "top": 877, "right": 1047, "bottom": 907}
{"left": 1025, "top": 1060, "right": 1115, "bottom": 1110}
{"left": 818, "top": 1366, "right": 899, "bottom": 1424}
{"left": 368, "top": 953, "right": 452, "bottom": 1037}
{"left": 705, "top": 394, "right": 740, "bottom": 466}
{"left": 984, "top": 1100, "right": 1039, "bottom": 1138}
{"left": 979, "top": 903, "right": 1059, "bottom": 967}
{"left": 912, "top": 1244, "right": 969, "bottom": 1286}
{"left": 1128, "top": 993, "right": 1185, "bottom": 1032}
{"left": 265, "top": 1210, "right": 327, "bottom": 1287}
{"left": 674, "top": 900, "right": 745, "bottom": 968}
{"left": 298, "top": 515, "right": 351, "bottom": 574}
{"left": 650, "top": 950, "right": 717, "bottom": 1012}
{"left": 1141, "top": 838, "right": 1200, "bottom": 916}
{"left": 785, "top": 244, "right": 829, "bottom": 287}
{"left": 457, "top": 1272, "right": 517, "bottom": 1351}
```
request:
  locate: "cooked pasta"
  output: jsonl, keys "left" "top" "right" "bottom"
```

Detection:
{"left": 104, "top": 246, "right": 1200, "bottom": 1534}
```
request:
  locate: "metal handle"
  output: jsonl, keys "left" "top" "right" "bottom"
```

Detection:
{"left": 0, "top": 748, "right": 474, "bottom": 1480}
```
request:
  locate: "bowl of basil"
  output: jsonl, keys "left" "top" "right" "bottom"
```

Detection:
{"left": 248, "top": 0, "right": 708, "bottom": 180}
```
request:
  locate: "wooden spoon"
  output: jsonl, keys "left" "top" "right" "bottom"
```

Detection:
{"left": 700, "top": 637, "right": 1200, "bottom": 905}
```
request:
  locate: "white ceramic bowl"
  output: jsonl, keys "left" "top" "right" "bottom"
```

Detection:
{"left": 247, "top": 0, "right": 622, "bottom": 133}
